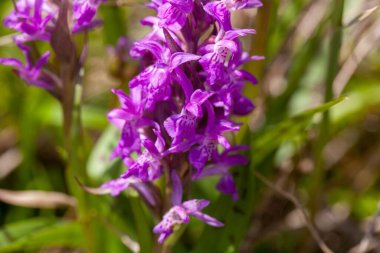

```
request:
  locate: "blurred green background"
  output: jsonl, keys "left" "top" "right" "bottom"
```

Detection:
{"left": 1, "top": 0, "right": 380, "bottom": 252}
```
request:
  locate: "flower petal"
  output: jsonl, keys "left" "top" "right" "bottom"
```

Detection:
{"left": 142, "top": 139, "right": 161, "bottom": 158}
{"left": 164, "top": 114, "right": 179, "bottom": 138}
{"left": 233, "top": 95, "right": 255, "bottom": 115}
{"left": 191, "top": 211, "right": 224, "bottom": 227}
{"left": 132, "top": 182, "right": 156, "bottom": 206}
{"left": 0, "top": 58, "right": 23, "bottom": 68}
{"left": 182, "top": 199, "right": 210, "bottom": 212}
{"left": 101, "top": 177, "right": 137, "bottom": 196}
{"left": 234, "top": 69, "right": 258, "bottom": 84}
{"left": 224, "top": 29, "right": 256, "bottom": 40}
{"left": 170, "top": 170, "right": 182, "bottom": 205}
{"left": 167, "top": 0, "right": 193, "bottom": 13}
{"left": 190, "top": 89, "right": 213, "bottom": 104}
{"left": 130, "top": 40, "right": 163, "bottom": 59}
{"left": 169, "top": 52, "right": 201, "bottom": 70}
{"left": 34, "top": 51, "right": 50, "bottom": 71}
{"left": 216, "top": 173, "right": 239, "bottom": 201}
{"left": 189, "top": 147, "right": 208, "bottom": 174}
{"left": 203, "top": 2, "right": 231, "bottom": 30}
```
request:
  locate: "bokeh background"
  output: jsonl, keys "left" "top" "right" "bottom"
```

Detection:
{"left": 1, "top": 0, "right": 380, "bottom": 252}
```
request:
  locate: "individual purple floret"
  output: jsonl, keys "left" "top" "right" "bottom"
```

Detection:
{"left": 103, "top": 0, "right": 264, "bottom": 244}
{"left": 101, "top": 177, "right": 141, "bottom": 196}
{"left": 0, "top": 42, "right": 53, "bottom": 90}
{"left": 3, "top": 0, "right": 55, "bottom": 42}
{"left": 153, "top": 171, "right": 223, "bottom": 243}
{"left": 196, "top": 146, "right": 249, "bottom": 200}
{"left": 157, "top": 0, "right": 193, "bottom": 30}
{"left": 72, "top": 0, "right": 106, "bottom": 32}
{"left": 154, "top": 199, "right": 224, "bottom": 243}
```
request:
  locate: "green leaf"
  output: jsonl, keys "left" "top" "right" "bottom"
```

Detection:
{"left": 331, "top": 83, "right": 380, "bottom": 129}
{"left": 0, "top": 219, "right": 84, "bottom": 252}
{"left": 252, "top": 96, "right": 347, "bottom": 164}
{"left": 130, "top": 197, "right": 153, "bottom": 253}
{"left": 100, "top": 6, "right": 127, "bottom": 44}
{"left": 0, "top": 218, "right": 55, "bottom": 246}
{"left": 87, "top": 124, "right": 120, "bottom": 180}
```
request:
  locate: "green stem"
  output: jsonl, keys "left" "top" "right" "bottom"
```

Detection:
{"left": 311, "top": 0, "right": 344, "bottom": 215}
{"left": 325, "top": 2, "right": 344, "bottom": 103}
{"left": 130, "top": 197, "right": 153, "bottom": 253}
{"left": 63, "top": 69, "right": 95, "bottom": 252}
{"left": 244, "top": 1, "right": 275, "bottom": 100}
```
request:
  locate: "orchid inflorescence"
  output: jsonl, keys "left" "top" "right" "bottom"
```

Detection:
{"left": 103, "top": 0, "right": 263, "bottom": 243}
{"left": 0, "top": 0, "right": 105, "bottom": 98}
{"left": 0, "top": 0, "right": 263, "bottom": 244}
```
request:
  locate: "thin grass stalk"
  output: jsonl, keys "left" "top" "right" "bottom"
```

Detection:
{"left": 130, "top": 197, "right": 153, "bottom": 253}
{"left": 252, "top": 169, "right": 334, "bottom": 253}
{"left": 244, "top": 1, "right": 275, "bottom": 105}
{"left": 311, "top": 0, "right": 345, "bottom": 216}
{"left": 63, "top": 73, "right": 96, "bottom": 252}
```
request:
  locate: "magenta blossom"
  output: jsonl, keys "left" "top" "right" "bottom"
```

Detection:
{"left": 157, "top": 0, "right": 193, "bottom": 30}
{"left": 3, "top": 0, "right": 55, "bottom": 42}
{"left": 1, "top": 0, "right": 106, "bottom": 92}
{"left": 154, "top": 199, "right": 224, "bottom": 243}
{"left": 154, "top": 171, "right": 223, "bottom": 243}
{"left": 103, "top": 0, "right": 264, "bottom": 244}
{"left": 0, "top": 43, "right": 52, "bottom": 90}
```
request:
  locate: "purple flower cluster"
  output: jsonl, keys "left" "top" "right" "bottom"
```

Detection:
{"left": 0, "top": 0, "right": 105, "bottom": 93}
{"left": 103, "top": 0, "right": 263, "bottom": 243}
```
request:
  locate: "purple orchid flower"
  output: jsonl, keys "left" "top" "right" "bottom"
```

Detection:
{"left": 210, "top": 52, "right": 264, "bottom": 116}
{"left": 204, "top": 0, "right": 262, "bottom": 30}
{"left": 72, "top": 0, "right": 105, "bottom": 32}
{"left": 1, "top": 0, "right": 106, "bottom": 98}
{"left": 212, "top": 71, "right": 256, "bottom": 116}
{"left": 165, "top": 98, "right": 241, "bottom": 177}
{"left": 217, "top": 173, "right": 239, "bottom": 200}
{"left": 121, "top": 129, "right": 166, "bottom": 181}
{"left": 108, "top": 87, "right": 151, "bottom": 159}
{"left": 154, "top": 199, "right": 224, "bottom": 243}
{"left": 91, "top": 176, "right": 158, "bottom": 207}
{"left": 4, "top": 0, "right": 105, "bottom": 41}
{"left": 186, "top": 109, "right": 241, "bottom": 176}
{"left": 129, "top": 40, "right": 200, "bottom": 110}
{"left": 108, "top": 87, "right": 164, "bottom": 163}
{"left": 146, "top": 0, "right": 164, "bottom": 12}
{"left": 101, "top": 177, "right": 141, "bottom": 196}
{"left": 197, "top": 146, "right": 249, "bottom": 200}
{"left": 104, "top": 0, "right": 263, "bottom": 242}
{"left": 187, "top": 124, "right": 240, "bottom": 177}
{"left": 157, "top": 0, "right": 193, "bottom": 30}
{"left": 223, "top": 0, "right": 263, "bottom": 11}
{"left": 140, "top": 16, "right": 182, "bottom": 46}
{"left": 154, "top": 171, "right": 223, "bottom": 243}
{"left": 199, "top": 29, "right": 256, "bottom": 86}
{"left": 0, "top": 43, "right": 52, "bottom": 90}
{"left": 3, "top": 0, "right": 55, "bottom": 42}
{"left": 164, "top": 89, "right": 213, "bottom": 145}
